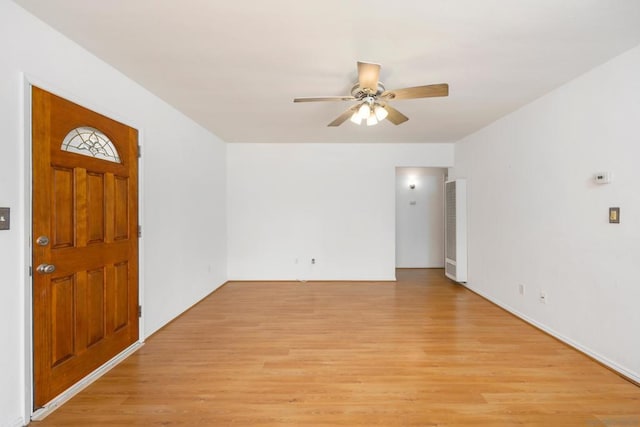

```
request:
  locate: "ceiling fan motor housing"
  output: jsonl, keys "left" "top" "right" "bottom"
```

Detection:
{"left": 350, "top": 82, "right": 386, "bottom": 100}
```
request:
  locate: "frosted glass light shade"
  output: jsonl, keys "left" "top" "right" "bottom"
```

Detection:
{"left": 350, "top": 112, "right": 362, "bottom": 125}
{"left": 357, "top": 103, "right": 371, "bottom": 119}
{"left": 374, "top": 105, "right": 388, "bottom": 121}
{"left": 366, "top": 113, "right": 378, "bottom": 126}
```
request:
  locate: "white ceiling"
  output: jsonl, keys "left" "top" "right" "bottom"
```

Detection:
{"left": 13, "top": 0, "right": 640, "bottom": 143}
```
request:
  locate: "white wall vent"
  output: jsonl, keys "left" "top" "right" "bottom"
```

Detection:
{"left": 444, "top": 179, "right": 467, "bottom": 283}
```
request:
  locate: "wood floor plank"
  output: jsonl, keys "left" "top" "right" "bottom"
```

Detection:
{"left": 33, "top": 269, "right": 640, "bottom": 426}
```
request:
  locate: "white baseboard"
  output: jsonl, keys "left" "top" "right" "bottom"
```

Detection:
{"left": 228, "top": 276, "right": 398, "bottom": 282}
{"left": 31, "top": 341, "right": 144, "bottom": 421}
{"left": 463, "top": 283, "right": 640, "bottom": 384}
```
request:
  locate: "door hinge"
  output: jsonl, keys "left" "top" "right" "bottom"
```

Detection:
{"left": 29, "top": 266, "right": 32, "bottom": 276}
{"left": 138, "top": 225, "right": 142, "bottom": 238}
{"left": 137, "top": 145, "right": 142, "bottom": 158}
{"left": 138, "top": 305, "right": 142, "bottom": 318}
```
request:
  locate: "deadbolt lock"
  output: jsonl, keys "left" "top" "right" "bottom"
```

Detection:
{"left": 36, "top": 236, "right": 50, "bottom": 246}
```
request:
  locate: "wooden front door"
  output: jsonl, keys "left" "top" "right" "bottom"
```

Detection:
{"left": 32, "top": 87, "right": 139, "bottom": 409}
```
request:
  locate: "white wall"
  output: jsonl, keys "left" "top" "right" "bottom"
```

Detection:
{"left": 395, "top": 168, "right": 446, "bottom": 268}
{"left": 0, "top": 2, "right": 227, "bottom": 425}
{"left": 227, "top": 143, "right": 454, "bottom": 281}
{"left": 453, "top": 44, "right": 640, "bottom": 382}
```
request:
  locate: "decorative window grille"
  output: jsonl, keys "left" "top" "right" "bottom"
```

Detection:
{"left": 61, "top": 126, "right": 120, "bottom": 163}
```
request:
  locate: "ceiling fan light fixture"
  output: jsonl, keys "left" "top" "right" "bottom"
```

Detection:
{"left": 357, "top": 103, "right": 371, "bottom": 119}
{"left": 294, "top": 61, "right": 448, "bottom": 127}
{"left": 374, "top": 104, "right": 388, "bottom": 121}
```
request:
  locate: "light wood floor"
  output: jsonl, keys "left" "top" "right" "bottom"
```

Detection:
{"left": 33, "top": 269, "right": 640, "bottom": 426}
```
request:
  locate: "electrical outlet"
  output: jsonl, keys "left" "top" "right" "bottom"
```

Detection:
{"left": 539, "top": 291, "right": 547, "bottom": 304}
{"left": 518, "top": 284, "right": 525, "bottom": 296}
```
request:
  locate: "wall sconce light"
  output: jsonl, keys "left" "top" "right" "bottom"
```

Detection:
{"left": 409, "top": 183, "right": 416, "bottom": 189}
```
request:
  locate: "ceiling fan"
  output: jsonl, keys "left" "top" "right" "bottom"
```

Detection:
{"left": 293, "top": 61, "right": 449, "bottom": 127}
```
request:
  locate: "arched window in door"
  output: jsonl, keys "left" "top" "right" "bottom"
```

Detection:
{"left": 61, "top": 126, "right": 121, "bottom": 163}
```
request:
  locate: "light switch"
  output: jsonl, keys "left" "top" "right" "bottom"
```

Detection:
{"left": 609, "top": 207, "right": 620, "bottom": 224}
{"left": 0, "top": 207, "right": 9, "bottom": 230}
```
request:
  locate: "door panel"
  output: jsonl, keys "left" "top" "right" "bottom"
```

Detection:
{"left": 114, "top": 176, "right": 129, "bottom": 240}
{"left": 51, "top": 275, "right": 75, "bottom": 366}
{"left": 86, "top": 172, "right": 106, "bottom": 244}
{"left": 114, "top": 261, "right": 130, "bottom": 331}
{"left": 32, "top": 86, "right": 139, "bottom": 408}
{"left": 86, "top": 268, "right": 106, "bottom": 346}
{"left": 52, "top": 167, "right": 74, "bottom": 248}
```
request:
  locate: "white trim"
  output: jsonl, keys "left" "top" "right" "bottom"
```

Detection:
{"left": 22, "top": 74, "right": 147, "bottom": 421}
{"left": 137, "top": 126, "right": 146, "bottom": 342}
{"left": 31, "top": 341, "right": 143, "bottom": 421}
{"left": 21, "top": 73, "right": 33, "bottom": 427}
{"left": 463, "top": 282, "right": 640, "bottom": 384}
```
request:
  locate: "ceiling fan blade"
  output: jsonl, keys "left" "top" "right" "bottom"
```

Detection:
{"left": 383, "top": 104, "right": 409, "bottom": 125}
{"left": 327, "top": 105, "right": 359, "bottom": 127}
{"left": 357, "top": 61, "right": 381, "bottom": 92}
{"left": 381, "top": 83, "right": 449, "bottom": 100}
{"left": 294, "top": 96, "right": 356, "bottom": 103}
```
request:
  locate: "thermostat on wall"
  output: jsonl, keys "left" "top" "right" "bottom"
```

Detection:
{"left": 594, "top": 172, "right": 612, "bottom": 184}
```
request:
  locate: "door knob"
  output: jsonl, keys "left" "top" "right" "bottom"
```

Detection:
{"left": 36, "top": 236, "right": 50, "bottom": 246}
{"left": 36, "top": 264, "right": 56, "bottom": 274}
